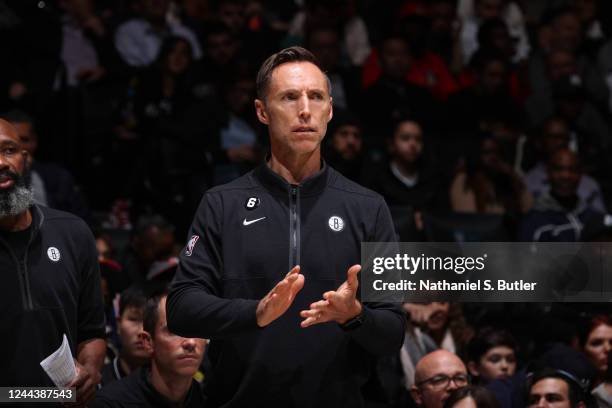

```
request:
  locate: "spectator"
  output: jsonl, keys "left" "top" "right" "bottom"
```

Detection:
{"left": 114, "top": 0, "right": 202, "bottom": 67}
{"left": 362, "top": 34, "right": 438, "bottom": 148}
{"left": 101, "top": 286, "right": 150, "bottom": 385}
{"left": 118, "top": 215, "right": 176, "bottom": 284}
{"left": 578, "top": 315, "right": 612, "bottom": 386}
{"left": 524, "top": 116, "right": 606, "bottom": 213}
{"left": 526, "top": 7, "right": 609, "bottom": 127}
{"left": 323, "top": 109, "right": 364, "bottom": 182}
{"left": 196, "top": 21, "right": 242, "bottom": 96}
{"left": 286, "top": 0, "right": 372, "bottom": 66}
{"left": 213, "top": 73, "right": 263, "bottom": 185}
{"left": 450, "top": 137, "right": 532, "bottom": 215}
{"left": 526, "top": 369, "right": 589, "bottom": 408}
{"left": 458, "top": 0, "right": 530, "bottom": 63}
{"left": 467, "top": 328, "right": 518, "bottom": 384}
{"left": 364, "top": 115, "right": 440, "bottom": 209}
{"left": 446, "top": 51, "right": 520, "bottom": 138}
{"left": 443, "top": 385, "right": 501, "bottom": 408}
{"left": 306, "top": 24, "right": 361, "bottom": 110}
{"left": 92, "top": 291, "right": 207, "bottom": 407}
{"left": 411, "top": 350, "right": 470, "bottom": 408}
{"left": 57, "top": 0, "right": 122, "bottom": 87}
{"left": 519, "top": 149, "right": 601, "bottom": 242}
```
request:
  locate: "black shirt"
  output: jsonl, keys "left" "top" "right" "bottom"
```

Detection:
{"left": 91, "top": 366, "right": 205, "bottom": 408}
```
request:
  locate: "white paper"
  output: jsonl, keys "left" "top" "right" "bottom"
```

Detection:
{"left": 40, "top": 334, "right": 76, "bottom": 387}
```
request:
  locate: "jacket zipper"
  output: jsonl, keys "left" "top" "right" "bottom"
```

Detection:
{"left": 289, "top": 185, "right": 301, "bottom": 268}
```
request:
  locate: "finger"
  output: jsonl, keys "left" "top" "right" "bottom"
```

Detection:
{"left": 323, "top": 291, "right": 335, "bottom": 300}
{"left": 346, "top": 264, "right": 361, "bottom": 290}
{"left": 309, "top": 299, "right": 329, "bottom": 310}
{"left": 300, "top": 309, "right": 322, "bottom": 318}
{"left": 286, "top": 265, "right": 300, "bottom": 278}
{"left": 300, "top": 312, "right": 328, "bottom": 328}
{"left": 288, "top": 273, "right": 304, "bottom": 297}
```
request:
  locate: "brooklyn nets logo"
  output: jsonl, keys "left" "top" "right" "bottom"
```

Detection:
{"left": 328, "top": 216, "right": 344, "bottom": 232}
{"left": 47, "top": 247, "right": 61, "bottom": 262}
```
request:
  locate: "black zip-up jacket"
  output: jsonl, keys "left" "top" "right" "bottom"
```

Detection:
{"left": 0, "top": 205, "right": 105, "bottom": 386}
{"left": 167, "top": 163, "right": 406, "bottom": 408}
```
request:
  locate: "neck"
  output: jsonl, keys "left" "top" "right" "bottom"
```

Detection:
{"left": 150, "top": 362, "right": 193, "bottom": 403}
{"left": 118, "top": 354, "right": 145, "bottom": 376}
{"left": 0, "top": 209, "right": 32, "bottom": 232}
{"left": 268, "top": 149, "right": 321, "bottom": 184}
{"left": 392, "top": 159, "right": 418, "bottom": 178}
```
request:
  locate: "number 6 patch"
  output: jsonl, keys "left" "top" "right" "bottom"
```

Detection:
{"left": 244, "top": 197, "right": 260, "bottom": 210}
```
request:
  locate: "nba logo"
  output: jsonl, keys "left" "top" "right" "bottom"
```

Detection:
{"left": 185, "top": 235, "right": 199, "bottom": 257}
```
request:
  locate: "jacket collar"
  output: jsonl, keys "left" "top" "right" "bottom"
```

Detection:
{"left": 253, "top": 159, "right": 332, "bottom": 197}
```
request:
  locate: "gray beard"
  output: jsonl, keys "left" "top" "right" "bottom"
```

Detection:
{"left": 0, "top": 184, "right": 34, "bottom": 217}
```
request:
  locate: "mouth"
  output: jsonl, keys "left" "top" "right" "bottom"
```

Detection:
{"left": 178, "top": 354, "right": 199, "bottom": 361}
{"left": 0, "top": 175, "right": 15, "bottom": 190}
{"left": 292, "top": 127, "right": 316, "bottom": 133}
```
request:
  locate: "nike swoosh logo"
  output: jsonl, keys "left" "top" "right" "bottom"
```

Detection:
{"left": 243, "top": 217, "right": 266, "bottom": 226}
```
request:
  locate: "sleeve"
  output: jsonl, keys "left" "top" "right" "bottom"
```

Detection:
{"left": 348, "top": 199, "right": 406, "bottom": 356}
{"left": 114, "top": 23, "right": 145, "bottom": 67}
{"left": 166, "top": 193, "right": 260, "bottom": 340}
{"left": 77, "top": 222, "right": 106, "bottom": 343}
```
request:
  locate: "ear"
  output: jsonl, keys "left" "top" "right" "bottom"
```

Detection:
{"left": 467, "top": 361, "right": 480, "bottom": 377}
{"left": 254, "top": 99, "right": 269, "bottom": 125}
{"left": 410, "top": 385, "right": 423, "bottom": 406}
{"left": 139, "top": 331, "right": 154, "bottom": 355}
{"left": 328, "top": 97, "right": 333, "bottom": 122}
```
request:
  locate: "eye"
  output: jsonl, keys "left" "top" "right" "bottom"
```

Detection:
{"left": 310, "top": 92, "right": 324, "bottom": 100}
{"left": 283, "top": 93, "right": 298, "bottom": 101}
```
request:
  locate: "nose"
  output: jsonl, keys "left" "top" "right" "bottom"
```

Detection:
{"left": 499, "top": 362, "right": 508, "bottom": 373}
{"left": 298, "top": 94, "right": 311, "bottom": 122}
{"left": 182, "top": 337, "right": 196, "bottom": 352}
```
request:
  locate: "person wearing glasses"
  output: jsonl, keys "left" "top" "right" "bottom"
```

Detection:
{"left": 411, "top": 350, "right": 470, "bottom": 408}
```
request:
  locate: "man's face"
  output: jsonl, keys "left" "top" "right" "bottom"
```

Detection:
{"left": 255, "top": 62, "right": 332, "bottom": 158}
{"left": 380, "top": 38, "right": 411, "bottom": 81}
{"left": 206, "top": 32, "right": 238, "bottom": 66}
{"left": 430, "top": 1, "right": 455, "bottom": 36}
{"left": 542, "top": 120, "right": 570, "bottom": 157}
{"left": 413, "top": 352, "right": 468, "bottom": 408}
{"left": 166, "top": 40, "right": 192, "bottom": 75}
{"left": 217, "top": 2, "right": 245, "bottom": 34}
{"left": 150, "top": 297, "right": 206, "bottom": 377}
{"left": 475, "top": 346, "right": 517, "bottom": 382}
{"left": 226, "top": 79, "right": 256, "bottom": 115}
{"left": 309, "top": 30, "right": 341, "bottom": 71}
{"left": 475, "top": 0, "right": 503, "bottom": 20}
{"left": 547, "top": 51, "right": 577, "bottom": 81}
{"left": 551, "top": 14, "right": 581, "bottom": 52}
{"left": 584, "top": 323, "right": 612, "bottom": 375}
{"left": 391, "top": 121, "right": 424, "bottom": 166}
{"left": 548, "top": 151, "right": 580, "bottom": 198}
{"left": 0, "top": 121, "right": 32, "bottom": 218}
{"left": 331, "top": 125, "right": 362, "bottom": 161}
{"left": 118, "top": 306, "right": 150, "bottom": 361}
{"left": 528, "top": 378, "right": 572, "bottom": 408}
{"left": 480, "top": 60, "right": 506, "bottom": 94}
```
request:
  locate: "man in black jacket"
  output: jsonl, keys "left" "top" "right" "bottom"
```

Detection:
{"left": 167, "top": 46, "right": 406, "bottom": 407}
{"left": 0, "top": 119, "right": 105, "bottom": 405}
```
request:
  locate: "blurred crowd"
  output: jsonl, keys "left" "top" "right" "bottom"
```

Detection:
{"left": 2, "top": 0, "right": 612, "bottom": 406}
